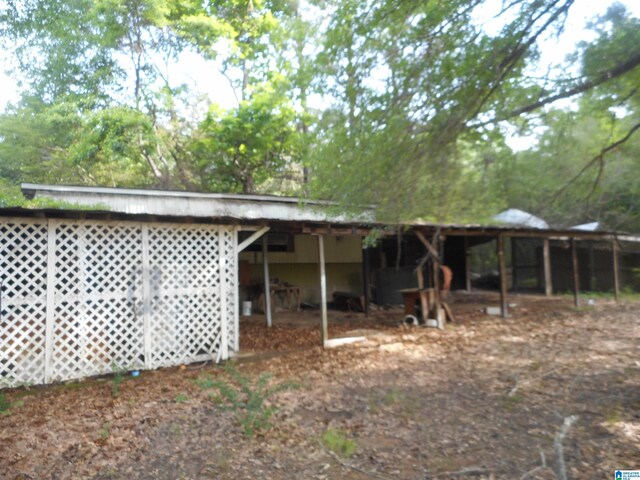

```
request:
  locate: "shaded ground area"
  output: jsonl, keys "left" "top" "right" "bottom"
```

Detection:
{"left": 0, "top": 293, "right": 638, "bottom": 479}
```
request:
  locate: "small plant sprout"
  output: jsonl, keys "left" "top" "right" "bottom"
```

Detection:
{"left": 110, "top": 363, "right": 126, "bottom": 398}
{"left": 174, "top": 393, "right": 189, "bottom": 403}
{"left": 322, "top": 428, "right": 357, "bottom": 458}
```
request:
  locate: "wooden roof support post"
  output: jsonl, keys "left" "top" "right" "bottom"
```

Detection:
{"left": 571, "top": 237, "right": 580, "bottom": 308}
{"left": 612, "top": 239, "right": 620, "bottom": 302}
{"left": 262, "top": 234, "right": 273, "bottom": 328}
{"left": 318, "top": 234, "right": 329, "bottom": 346}
{"left": 361, "top": 238, "right": 371, "bottom": 318}
{"left": 433, "top": 236, "right": 443, "bottom": 328}
{"left": 464, "top": 236, "right": 472, "bottom": 292}
{"left": 416, "top": 266, "right": 429, "bottom": 324}
{"left": 497, "top": 234, "right": 508, "bottom": 318}
{"left": 543, "top": 238, "right": 553, "bottom": 297}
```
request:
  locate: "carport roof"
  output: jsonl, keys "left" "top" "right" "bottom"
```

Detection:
{"left": 8, "top": 183, "right": 640, "bottom": 242}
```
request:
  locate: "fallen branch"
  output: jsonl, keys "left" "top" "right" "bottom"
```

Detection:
{"left": 427, "top": 466, "right": 491, "bottom": 478}
{"left": 520, "top": 449, "right": 558, "bottom": 480}
{"left": 509, "top": 367, "right": 561, "bottom": 397}
{"left": 554, "top": 415, "right": 578, "bottom": 480}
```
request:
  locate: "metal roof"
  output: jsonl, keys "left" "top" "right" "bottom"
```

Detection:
{"left": 10, "top": 183, "right": 640, "bottom": 242}
{"left": 21, "top": 183, "right": 371, "bottom": 224}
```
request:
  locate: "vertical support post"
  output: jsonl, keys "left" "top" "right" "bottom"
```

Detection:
{"left": 77, "top": 223, "right": 88, "bottom": 369}
{"left": 543, "top": 238, "right": 553, "bottom": 297}
{"left": 141, "top": 225, "right": 152, "bottom": 368}
{"left": 433, "top": 235, "right": 442, "bottom": 328}
{"left": 44, "top": 219, "right": 58, "bottom": 384}
{"left": 262, "top": 234, "right": 272, "bottom": 328}
{"left": 497, "top": 235, "right": 508, "bottom": 318}
{"left": 416, "top": 267, "right": 429, "bottom": 324}
{"left": 318, "top": 235, "right": 329, "bottom": 345}
{"left": 219, "top": 228, "right": 229, "bottom": 361}
{"left": 464, "top": 236, "right": 472, "bottom": 292}
{"left": 361, "top": 238, "right": 371, "bottom": 317}
{"left": 232, "top": 227, "right": 240, "bottom": 352}
{"left": 571, "top": 238, "right": 580, "bottom": 307}
{"left": 612, "top": 238, "right": 620, "bottom": 302}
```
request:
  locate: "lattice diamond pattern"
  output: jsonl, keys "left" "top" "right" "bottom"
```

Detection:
{"left": 1, "top": 222, "right": 48, "bottom": 302}
{"left": 50, "top": 223, "right": 144, "bottom": 381}
{"left": 0, "top": 221, "right": 48, "bottom": 386}
{"left": 220, "top": 228, "right": 238, "bottom": 352}
{"left": 1, "top": 219, "right": 237, "bottom": 387}
{"left": 147, "top": 224, "right": 223, "bottom": 368}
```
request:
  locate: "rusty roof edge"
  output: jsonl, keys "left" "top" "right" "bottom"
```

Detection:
{"left": 2, "top": 206, "right": 640, "bottom": 241}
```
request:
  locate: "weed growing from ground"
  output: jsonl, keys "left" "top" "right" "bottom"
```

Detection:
{"left": 110, "top": 363, "right": 126, "bottom": 398}
{"left": 174, "top": 393, "right": 189, "bottom": 403}
{"left": 196, "top": 363, "right": 297, "bottom": 438}
{"left": 322, "top": 428, "right": 357, "bottom": 458}
{"left": 0, "top": 393, "right": 12, "bottom": 415}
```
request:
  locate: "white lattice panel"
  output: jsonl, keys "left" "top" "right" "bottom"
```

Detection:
{"left": 49, "top": 223, "right": 144, "bottom": 382}
{"left": 220, "top": 228, "right": 238, "bottom": 353}
{"left": 1, "top": 218, "right": 238, "bottom": 388}
{"left": 147, "top": 224, "right": 223, "bottom": 368}
{"left": 0, "top": 221, "right": 48, "bottom": 387}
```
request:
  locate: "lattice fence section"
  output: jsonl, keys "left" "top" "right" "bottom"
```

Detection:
{"left": 220, "top": 227, "right": 238, "bottom": 353}
{"left": 1, "top": 218, "right": 238, "bottom": 388}
{"left": 49, "top": 223, "right": 145, "bottom": 382}
{"left": 0, "top": 221, "right": 48, "bottom": 387}
{"left": 146, "top": 224, "right": 224, "bottom": 368}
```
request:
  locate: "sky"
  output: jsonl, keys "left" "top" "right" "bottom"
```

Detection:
{"left": 0, "top": 0, "right": 638, "bottom": 117}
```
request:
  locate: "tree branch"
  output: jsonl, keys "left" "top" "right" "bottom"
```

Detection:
{"left": 546, "top": 121, "right": 640, "bottom": 208}
{"left": 472, "top": 52, "right": 640, "bottom": 127}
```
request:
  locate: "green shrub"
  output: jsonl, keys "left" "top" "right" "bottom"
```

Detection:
{"left": 197, "top": 364, "right": 296, "bottom": 438}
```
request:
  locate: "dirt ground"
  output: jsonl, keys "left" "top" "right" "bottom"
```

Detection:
{"left": 0, "top": 292, "right": 638, "bottom": 479}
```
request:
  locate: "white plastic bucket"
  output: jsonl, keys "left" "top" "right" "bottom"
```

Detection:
{"left": 242, "top": 301, "right": 252, "bottom": 316}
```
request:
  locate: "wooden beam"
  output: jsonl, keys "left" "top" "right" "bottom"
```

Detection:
{"left": 237, "top": 226, "right": 270, "bottom": 252}
{"left": 432, "top": 235, "right": 442, "bottom": 328}
{"left": 416, "top": 267, "right": 429, "bottom": 324}
{"left": 497, "top": 235, "right": 508, "bottom": 318}
{"left": 613, "top": 239, "right": 620, "bottom": 301}
{"left": 303, "top": 225, "right": 371, "bottom": 236}
{"left": 571, "top": 238, "right": 580, "bottom": 307}
{"left": 362, "top": 240, "right": 371, "bottom": 317}
{"left": 318, "top": 235, "right": 329, "bottom": 345}
{"left": 262, "top": 235, "right": 272, "bottom": 328}
{"left": 543, "top": 238, "right": 553, "bottom": 297}
{"left": 415, "top": 231, "right": 440, "bottom": 259}
{"left": 465, "top": 236, "right": 472, "bottom": 292}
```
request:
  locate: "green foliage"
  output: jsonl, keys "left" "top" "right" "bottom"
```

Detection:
{"left": 174, "top": 393, "right": 189, "bottom": 403}
{"left": 196, "top": 364, "right": 296, "bottom": 438}
{"left": 190, "top": 82, "right": 302, "bottom": 193}
{"left": 99, "top": 422, "right": 111, "bottom": 440}
{"left": 321, "top": 428, "right": 357, "bottom": 458}
{"left": 1, "top": 0, "right": 639, "bottom": 229}
{"left": 0, "top": 393, "right": 12, "bottom": 414}
{"left": 111, "top": 364, "right": 126, "bottom": 399}
{"left": 0, "top": 394, "right": 23, "bottom": 417}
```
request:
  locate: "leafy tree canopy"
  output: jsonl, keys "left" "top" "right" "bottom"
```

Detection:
{"left": 0, "top": 0, "right": 638, "bottom": 230}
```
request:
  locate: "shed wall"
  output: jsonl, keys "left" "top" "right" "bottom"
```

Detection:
{"left": 0, "top": 217, "right": 237, "bottom": 388}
